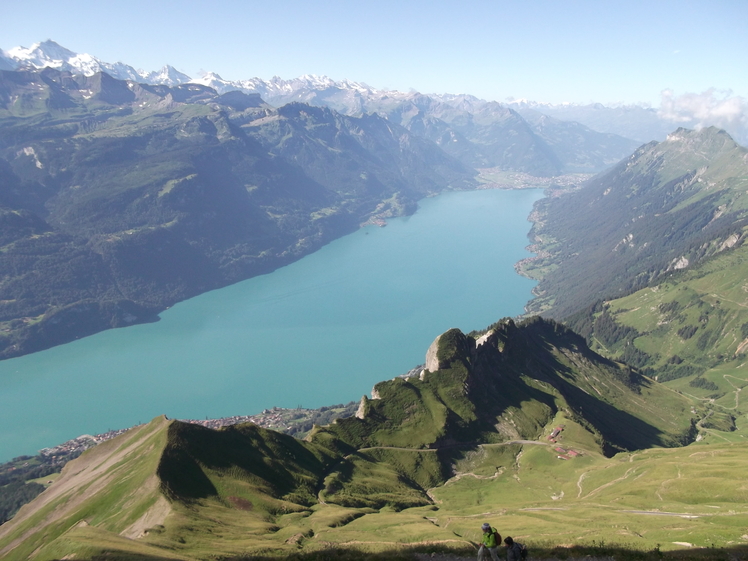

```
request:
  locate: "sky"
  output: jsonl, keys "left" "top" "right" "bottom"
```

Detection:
{"left": 1, "top": 0, "right": 746, "bottom": 107}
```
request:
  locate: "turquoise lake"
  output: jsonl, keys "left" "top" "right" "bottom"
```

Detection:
{"left": 0, "top": 188, "right": 543, "bottom": 462}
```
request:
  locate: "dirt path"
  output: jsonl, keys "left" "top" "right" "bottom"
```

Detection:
{"left": 576, "top": 472, "right": 587, "bottom": 498}
{"left": 577, "top": 467, "right": 639, "bottom": 500}
{"left": 722, "top": 374, "right": 748, "bottom": 410}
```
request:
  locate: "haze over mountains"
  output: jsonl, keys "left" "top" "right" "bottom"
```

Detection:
{"left": 5, "top": 40, "right": 746, "bottom": 148}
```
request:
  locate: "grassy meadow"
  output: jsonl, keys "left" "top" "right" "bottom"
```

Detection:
{"left": 4, "top": 414, "right": 748, "bottom": 560}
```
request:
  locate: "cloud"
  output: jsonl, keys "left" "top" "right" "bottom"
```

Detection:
{"left": 659, "top": 89, "right": 748, "bottom": 143}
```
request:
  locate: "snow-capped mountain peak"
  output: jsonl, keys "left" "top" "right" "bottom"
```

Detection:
{"left": 2, "top": 40, "right": 744, "bottom": 146}
{"left": 142, "top": 65, "right": 192, "bottom": 86}
{"left": 2, "top": 40, "right": 192, "bottom": 87}
{"left": 6, "top": 40, "right": 76, "bottom": 68}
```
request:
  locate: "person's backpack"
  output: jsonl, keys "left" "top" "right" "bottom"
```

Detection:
{"left": 490, "top": 529, "right": 501, "bottom": 546}
{"left": 518, "top": 542, "right": 528, "bottom": 559}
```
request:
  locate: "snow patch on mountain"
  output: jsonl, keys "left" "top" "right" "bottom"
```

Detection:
{"left": 3, "top": 40, "right": 745, "bottom": 146}
{"left": 3, "top": 40, "right": 191, "bottom": 87}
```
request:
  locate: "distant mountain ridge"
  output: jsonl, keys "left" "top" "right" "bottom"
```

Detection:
{"left": 2, "top": 40, "right": 190, "bottom": 86}
{"left": 6, "top": 40, "right": 746, "bottom": 148}
{"left": 507, "top": 99, "right": 679, "bottom": 143}
{"left": 188, "top": 72, "right": 641, "bottom": 175}
{"left": 2, "top": 41, "right": 641, "bottom": 176}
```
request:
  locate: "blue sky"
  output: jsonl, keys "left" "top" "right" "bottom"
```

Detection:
{"left": 2, "top": 0, "right": 746, "bottom": 105}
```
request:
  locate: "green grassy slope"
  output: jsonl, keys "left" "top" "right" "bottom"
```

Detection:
{"left": 565, "top": 232, "right": 748, "bottom": 440}
{"left": 319, "top": 319, "right": 695, "bottom": 458}
{"left": 0, "top": 416, "right": 171, "bottom": 561}
{"left": 7, "top": 414, "right": 747, "bottom": 559}
{"left": 0, "top": 319, "right": 711, "bottom": 560}
{"left": 574, "top": 241, "right": 748, "bottom": 368}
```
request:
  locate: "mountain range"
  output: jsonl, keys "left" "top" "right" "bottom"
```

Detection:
{"left": 3, "top": 124, "right": 743, "bottom": 559}
{"left": 2, "top": 40, "right": 648, "bottom": 174}
{"left": 7, "top": 40, "right": 743, "bottom": 148}
{"left": 1, "top": 40, "right": 190, "bottom": 86}
{"left": 6, "top": 122, "right": 748, "bottom": 555}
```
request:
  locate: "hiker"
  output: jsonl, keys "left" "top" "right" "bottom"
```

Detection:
{"left": 477, "top": 522, "right": 501, "bottom": 561}
{"left": 504, "top": 536, "right": 526, "bottom": 561}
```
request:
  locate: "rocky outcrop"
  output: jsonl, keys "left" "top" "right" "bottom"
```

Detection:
{"left": 355, "top": 396, "right": 369, "bottom": 419}
{"left": 424, "top": 334, "right": 442, "bottom": 372}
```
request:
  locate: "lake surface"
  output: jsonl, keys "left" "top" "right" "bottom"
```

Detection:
{"left": 0, "top": 188, "right": 543, "bottom": 462}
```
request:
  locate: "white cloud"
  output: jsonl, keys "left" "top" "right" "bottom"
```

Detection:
{"left": 658, "top": 89, "right": 748, "bottom": 144}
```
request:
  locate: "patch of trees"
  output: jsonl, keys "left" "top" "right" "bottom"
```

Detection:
{"left": 0, "top": 460, "right": 60, "bottom": 487}
{"left": 677, "top": 325, "right": 698, "bottom": 340}
{"left": 0, "top": 450, "right": 82, "bottom": 525}
{"left": 593, "top": 310, "right": 640, "bottom": 349}
{"left": 695, "top": 328, "right": 721, "bottom": 352}
{"left": 0, "top": 481, "right": 45, "bottom": 524}
{"left": 741, "top": 322, "right": 748, "bottom": 339}
{"left": 564, "top": 300, "right": 604, "bottom": 342}
{"left": 621, "top": 343, "right": 653, "bottom": 369}
{"left": 646, "top": 364, "right": 705, "bottom": 382}
{"left": 689, "top": 377, "right": 719, "bottom": 391}
{"left": 565, "top": 305, "right": 655, "bottom": 370}
{"left": 658, "top": 301, "right": 682, "bottom": 316}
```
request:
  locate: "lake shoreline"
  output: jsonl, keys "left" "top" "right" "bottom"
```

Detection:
{"left": 0, "top": 188, "right": 545, "bottom": 463}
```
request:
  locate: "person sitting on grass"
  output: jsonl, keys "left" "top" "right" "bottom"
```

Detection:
{"left": 504, "top": 535, "right": 526, "bottom": 561}
{"left": 478, "top": 522, "right": 501, "bottom": 561}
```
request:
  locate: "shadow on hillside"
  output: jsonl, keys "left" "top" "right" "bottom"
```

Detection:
{"left": 535, "top": 543, "right": 748, "bottom": 561}
{"left": 519, "top": 322, "right": 679, "bottom": 455}
{"left": 230, "top": 543, "right": 748, "bottom": 560}
{"left": 219, "top": 542, "right": 748, "bottom": 560}
{"left": 86, "top": 553, "right": 205, "bottom": 561}
{"left": 81, "top": 542, "right": 748, "bottom": 560}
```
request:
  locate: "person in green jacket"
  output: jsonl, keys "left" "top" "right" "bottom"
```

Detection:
{"left": 478, "top": 522, "right": 501, "bottom": 561}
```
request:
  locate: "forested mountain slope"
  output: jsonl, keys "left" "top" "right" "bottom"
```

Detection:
{"left": 522, "top": 127, "right": 748, "bottom": 319}
{"left": 0, "top": 68, "right": 474, "bottom": 359}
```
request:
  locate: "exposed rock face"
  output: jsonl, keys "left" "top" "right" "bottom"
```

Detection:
{"left": 424, "top": 334, "right": 442, "bottom": 372}
{"left": 355, "top": 396, "right": 368, "bottom": 419}
{"left": 673, "top": 256, "right": 690, "bottom": 270}
{"left": 475, "top": 329, "right": 495, "bottom": 347}
{"left": 720, "top": 233, "right": 741, "bottom": 250}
